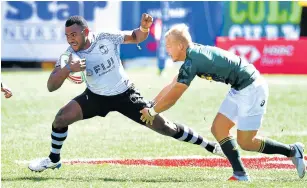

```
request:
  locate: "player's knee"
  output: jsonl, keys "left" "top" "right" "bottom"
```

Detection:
{"left": 211, "top": 124, "right": 218, "bottom": 137}
{"left": 53, "top": 115, "right": 67, "bottom": 129}
{"left": 237, "top": 138, "right": 253, "bottom": 151}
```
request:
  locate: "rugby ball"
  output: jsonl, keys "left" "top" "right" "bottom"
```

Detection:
{"left": 60, "top": 52, "right": 86, "bottom": 84}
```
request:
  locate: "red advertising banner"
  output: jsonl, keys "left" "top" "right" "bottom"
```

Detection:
{"left": 216, "top": 37, "right": 307, "bottom": 74}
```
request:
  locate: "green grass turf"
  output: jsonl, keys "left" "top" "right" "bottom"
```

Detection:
{"left": 2, "top": 67, "right": 307, "bottom": 187}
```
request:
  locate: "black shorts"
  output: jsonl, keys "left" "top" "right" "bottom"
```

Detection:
{"left": 73, "top": 85, "right": 150, "bottom": 125}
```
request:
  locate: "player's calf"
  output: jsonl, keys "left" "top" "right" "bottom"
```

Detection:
{"left": 149, "top": 116, "right": 225, "bottom": 157}
{"left": 237, "top": 138, "right": 262, "bottom": 152}
{"left": 149, "top": 115, "right": 178, "bottom": 136}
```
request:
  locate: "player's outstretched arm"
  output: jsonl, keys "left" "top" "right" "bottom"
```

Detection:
{"left": 123, "top": 13, "right": 153, "bottom": 44}
{"left": 153, "top": 82, "right": 188, "bottom": 113}
{"left": 140, "top": 80, "right": 188, "bottom": 125}
{"left": 153, "top": 75, "right": 178, "bottom": 104}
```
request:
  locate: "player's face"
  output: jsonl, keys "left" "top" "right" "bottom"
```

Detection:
{"left": 65, "top": 24, "right": 88, "bottom": 51}
{"left": 165, "top": 35, "right": 183, "bottom": 62}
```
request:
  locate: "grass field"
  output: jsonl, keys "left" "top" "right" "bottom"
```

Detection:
{"left": 1, "top": 66, "right": 307, "bottom": 188}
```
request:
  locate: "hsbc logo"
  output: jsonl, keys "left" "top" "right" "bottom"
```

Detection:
{"left": 229, "top": 45, "right": 261, "bottom": 64}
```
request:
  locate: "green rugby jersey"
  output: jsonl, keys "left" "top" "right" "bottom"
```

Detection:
{"left": 177, "top": 44, "right": 260, "bottom": 90}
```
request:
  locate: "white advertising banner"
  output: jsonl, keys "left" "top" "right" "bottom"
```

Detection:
{"left": 1, "top": 1, "right": 121, "bottom": 61}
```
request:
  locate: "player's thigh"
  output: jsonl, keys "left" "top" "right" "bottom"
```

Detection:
{"left": 237, "top": 79, "right": 269, "bottom": 117}
{"left": 116, "top": 87, "right": 149, "bottom": 126}
{"left": 212, "top": 91, "right": 238, "bottom": 140}
{"left": 235, "top": 80, "right": 268, "bottom": 132}
{"left": 217, "top": 90, "right": 239, "bottom": 125}
{"left": 237, "top": 114, "right": 264, "bottom": 131}
{"left": 73, "top": 88, "right": 107, "bottom": 120}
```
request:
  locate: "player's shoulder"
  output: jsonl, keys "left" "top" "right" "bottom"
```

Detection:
{"left": 95, "top": 30, "right": 124, "bottom": 41}
{"left": 179, "top": 58, "right": 194, "bottom": 73}
{"left": 189, "top": 44, "right": 215, "bottom": 62}
{"left": 65, "top": 46, "right": 74, "bottom": 54}
{"left": 58, "top": 46, "right": 74, "bottom": 56}
{"left": 187, "top": 43, "right": 208, "bottom": 56}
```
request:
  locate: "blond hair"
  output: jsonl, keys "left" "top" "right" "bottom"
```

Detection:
{"left": 165, "top": 24, "right": 193, "bottom": 46}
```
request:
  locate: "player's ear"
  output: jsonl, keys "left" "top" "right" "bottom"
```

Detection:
{"left": 84, "top": 28, "right": 90, "bottom": 36}
{"left": 178, "top": 42, "right": 184, "bottom": 50}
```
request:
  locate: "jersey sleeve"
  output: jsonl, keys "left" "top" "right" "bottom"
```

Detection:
{"left": 177, "top": 59, "right": 197, "bottom": 86}
{"left": 96, "top": 31, "right": 125, "bottom": 45}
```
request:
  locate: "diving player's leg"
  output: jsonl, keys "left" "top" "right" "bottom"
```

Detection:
{"left": 116, "top": 86, "right": 225, "bottom": 157}
{"left": 211, "top": 90, "right": 250, "bottom": 181}
{"left": 153, "top": 115, "right": 225, "bottom": 158}
{"left": 28, "top": 89, "right": 98, "bottom": 172}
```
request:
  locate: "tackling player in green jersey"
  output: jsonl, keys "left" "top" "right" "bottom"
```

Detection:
{"left": 140, "top": 24, "right": 306, "bottom": 181}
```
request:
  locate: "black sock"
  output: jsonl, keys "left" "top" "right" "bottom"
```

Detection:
{"left": 220, "top": 136, "right": 246, "bottom": 176}
{"left": 258, "top": 138, "right": 295, "bottom": 157}
{"left": 49, "top": 126, "right": 68, "bottom": 163}
{"left": 173, "top": 123, "right": 216, "bottom": 152}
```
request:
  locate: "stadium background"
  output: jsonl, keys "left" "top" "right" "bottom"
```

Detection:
{"left": 2, "top": 1, "right": 307, "bottom": 74}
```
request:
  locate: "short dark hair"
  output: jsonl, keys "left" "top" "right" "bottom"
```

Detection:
{"left": 65, "top": 16, "right": 88, "bottom": 28}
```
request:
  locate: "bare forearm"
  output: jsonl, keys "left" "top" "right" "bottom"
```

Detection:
{"left": 152, "top": 82, "right": 187, "bottom": 114}
{"left": 132, "top": 28, "right": 149, "bottom": 43}
{"left": 47, "top": 67, "right": 70, "bottom": 92}
{"left": 153, "top": 76, "right": 180, "bottom": 112}
{"left": 154, "top": 97, "right": 176, "bottom": 114}
{"left": 153, "top": 84, "right": 172, "bottom": 104}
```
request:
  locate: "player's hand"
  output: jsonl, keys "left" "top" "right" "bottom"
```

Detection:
{"left": 140, "top": 13, "right": 153, "bottom": 29}
{"left": 1, "top": 84, "right": 13, "bottom": 98}
{"left": 140, "top": 108, "right": 155, "bottom": 125}
{"left": 68, "top": 54, "right": 86, "bottom": 72}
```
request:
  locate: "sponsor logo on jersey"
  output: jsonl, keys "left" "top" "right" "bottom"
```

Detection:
{"left": 200, "top": 75, "right": 212, "bottom": 81}
{"left": 99, "top": 44, "right": 109, "bottom": 55}
{"left": 260, "top": 100, "right": 265, "bottom": 107}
